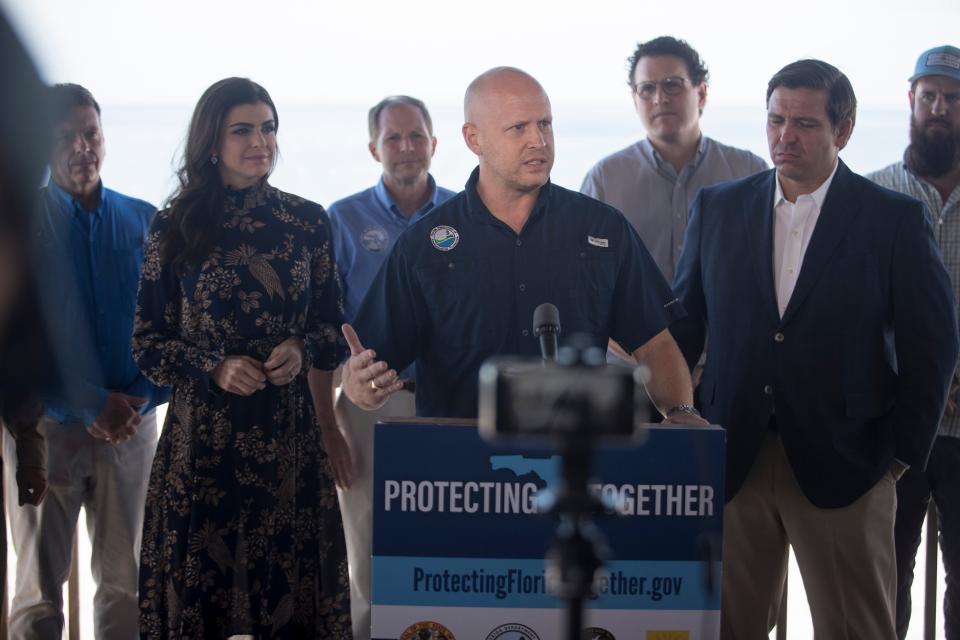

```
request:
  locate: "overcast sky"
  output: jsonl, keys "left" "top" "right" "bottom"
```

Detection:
{"left": 4, "top": 0, "right": 959, "bottom": 112}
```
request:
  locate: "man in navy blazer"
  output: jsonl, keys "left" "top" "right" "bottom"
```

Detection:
{"left": 671, "top": 59, "right": 959, "bottom": 639}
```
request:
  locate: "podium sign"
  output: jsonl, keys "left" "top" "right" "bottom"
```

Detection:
{"left": 371, "top": 422, "right": 725, "bottom": 640}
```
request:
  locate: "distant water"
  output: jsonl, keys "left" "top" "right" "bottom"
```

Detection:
{"left": 101, "top": 103, "right": 909, "bottom": 209}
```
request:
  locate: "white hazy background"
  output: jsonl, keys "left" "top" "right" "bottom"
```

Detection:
{"left": 2, "top": 0, "right": 957, "bottom": 637}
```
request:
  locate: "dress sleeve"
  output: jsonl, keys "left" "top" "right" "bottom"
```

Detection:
{"left": 303, "top": 208, "right": 347, "bottom": 371}
{"left": 131, "top": 213, "right": 225, "bottom": 387}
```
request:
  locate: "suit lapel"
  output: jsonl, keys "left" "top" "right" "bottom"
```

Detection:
{"left": 780, "top": 160, "right": 861, "bottom": 325}
{"left": 748, "top": 170, "right": 780, "bottom": 321}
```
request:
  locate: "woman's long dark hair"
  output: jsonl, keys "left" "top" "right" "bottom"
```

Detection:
{"left": 160, "top": 78, "right": 279, "bottom": 275}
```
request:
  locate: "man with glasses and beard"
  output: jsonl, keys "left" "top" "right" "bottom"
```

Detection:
{"left": 868, "top": 45, "right": 960, "bottom": 640}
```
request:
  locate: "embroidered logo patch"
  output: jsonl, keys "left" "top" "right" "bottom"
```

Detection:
{"left": 359, "top": 225, "right": 388, "bottom": 252}
{"left": 588, "top": 235, "right": 609, "bottom": 248}
{"left": 430, "top": 225, "right": 460, "bottom": 251}
{"left": 927, "top": 52, "right": 960, "bottom": 70}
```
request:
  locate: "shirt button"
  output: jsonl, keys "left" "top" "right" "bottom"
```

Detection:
{"left": 516, "top": 239, "right": 522, "bottom": 247}
{"left": 521, "top": 329, "right": 529, "bottom": 337}
{"left": 763, "top": 385, "right": 773, "bottom": 396}
{"left": 519, "top": 283, "right": 526, "bottom": 292}
{"left": 774, "top": 332, "right": 784, "bottom": 343}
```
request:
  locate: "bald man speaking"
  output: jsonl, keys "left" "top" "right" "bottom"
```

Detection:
{"left": 341, "top": 67, "right": 704, "bottom": 425}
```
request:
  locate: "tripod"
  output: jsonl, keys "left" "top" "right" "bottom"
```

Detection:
{"left": 547, "top": 433, "right": 608, "bottom": 640}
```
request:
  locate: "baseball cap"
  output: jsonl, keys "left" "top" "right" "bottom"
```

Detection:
{"left": 909, "top": 45, "right": 960, "bottom": 83}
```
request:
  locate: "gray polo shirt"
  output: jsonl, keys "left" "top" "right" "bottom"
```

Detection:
{"left": 581, "top": 136, "right": 767, "bottom": 283}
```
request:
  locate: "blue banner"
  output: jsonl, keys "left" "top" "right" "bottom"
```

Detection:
{"left": 372, "top": 422, "right": 725, "bottom": 639}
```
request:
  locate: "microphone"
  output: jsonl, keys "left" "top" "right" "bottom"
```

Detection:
{"left": 533, "top": 303, "right": 561, "bottom": 362}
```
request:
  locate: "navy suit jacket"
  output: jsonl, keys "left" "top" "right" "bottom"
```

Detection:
{"left": 671, "top": 161, "right": 959, "bottom": 508}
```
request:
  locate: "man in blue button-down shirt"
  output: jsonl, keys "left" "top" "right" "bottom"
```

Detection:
{"left": 2, "top": 83, "right": 167, "bottom": 640}
{"left": 327, "top": 95, "right": 454, "bottom": 640}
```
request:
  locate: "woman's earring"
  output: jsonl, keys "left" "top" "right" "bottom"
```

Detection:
{"left": 210, "top": 155, "right": 219, "bottom": 165}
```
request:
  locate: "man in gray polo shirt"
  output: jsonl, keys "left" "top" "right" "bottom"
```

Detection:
{"left": 867, "top": 45, "right": 960, "bottom": 640}
{"left": 582, "top": 36, "right": 766, "bottom": 287}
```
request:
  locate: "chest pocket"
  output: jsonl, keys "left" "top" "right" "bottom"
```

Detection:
{"left": 548, "top": 249, "right": 617, "bottom": 336}
{"left": 416, "top": 258, "right": 495, "bottom": 347}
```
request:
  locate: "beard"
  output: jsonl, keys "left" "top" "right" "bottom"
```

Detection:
{"left": 904, "top": 114, "right": 960, "bottom": 178}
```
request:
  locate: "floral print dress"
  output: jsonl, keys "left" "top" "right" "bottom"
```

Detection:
{"left": 133, "top": 183, "right": 351, "bottom": 638}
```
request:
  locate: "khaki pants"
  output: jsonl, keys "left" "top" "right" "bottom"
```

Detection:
{"left": 721, "top": 432, "right": 897, "bottom": 640}
{"left": 3, "top": 413, "right": 157, "bottom": 640}
{"left": 335, "top": 390, "right": 415, "bottom": 640}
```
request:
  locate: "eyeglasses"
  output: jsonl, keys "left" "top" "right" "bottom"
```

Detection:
{"left": 634, "top": 77, "right": 689, "bottom": 100}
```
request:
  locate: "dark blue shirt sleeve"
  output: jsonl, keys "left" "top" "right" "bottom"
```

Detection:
{"left": 609, "top": 213, "right": 686, "bottom": 354}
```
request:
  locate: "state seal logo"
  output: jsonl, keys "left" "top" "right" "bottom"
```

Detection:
{"left": 485, "top": 622, "right": 541, "bottom": 640}
{"left": 583, "top": 627, "right": 616, "bottom": 640}
{"left": 359, "top": 225, "right": 388, "bottom": 252}
{"left": 430, "top": 225, "right": 460, "bottom": 251}
{"left": 399, "top": 620, "right": 456, "bottom": 639}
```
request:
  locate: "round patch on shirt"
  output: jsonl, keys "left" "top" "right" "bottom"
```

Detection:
{"left": 430, "top": 225, "right": 460, "bottom": 251}
{"left": 359, "top": 225, "right": 389, "bottom": 252}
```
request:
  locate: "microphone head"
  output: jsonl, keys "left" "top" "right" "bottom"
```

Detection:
{"left": 533, "top": 302, "right": 561, "bottom": 337}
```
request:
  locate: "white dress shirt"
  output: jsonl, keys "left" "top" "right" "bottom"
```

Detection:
{"left": 773, "top": 161, "right": 839, "bottom": 317}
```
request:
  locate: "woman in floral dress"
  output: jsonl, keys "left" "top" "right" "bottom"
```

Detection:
{"left": 133, "top": 77, "right": 352, "bottom": 639}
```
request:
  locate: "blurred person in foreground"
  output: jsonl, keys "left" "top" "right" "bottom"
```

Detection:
{"left": 0, "top": 9, "right": 54, "bottom": 628}
{"left": 867, "top": 44, "right": 960, "bottom": 640}
{"left": 133, "top": 77, "right": 352, "bottom": 638}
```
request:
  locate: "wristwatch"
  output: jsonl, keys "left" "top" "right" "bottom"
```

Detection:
{"left": 666, "top": 404, "right": 701, "bottom": 418}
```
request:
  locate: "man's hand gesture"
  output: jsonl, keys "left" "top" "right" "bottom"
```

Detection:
{"left": 341, "top": 324, "right": 402, "bottom": 410}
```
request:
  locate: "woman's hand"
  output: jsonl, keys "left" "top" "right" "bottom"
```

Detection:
{"left": 211, "top": 356, "right": 267, "bottom": 395}
{"left": 320, "top": 423, "right": 353, "bottom": 490}
{"left": 264, "top": 337, "right": 305, "bottom": 386}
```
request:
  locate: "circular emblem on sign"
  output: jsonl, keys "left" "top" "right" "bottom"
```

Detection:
{"left": 485, "top": 622, "right": 541, "bottom": 640}
{"left": 359, "top": 225, "right": 389, "bottom": 252}
{"left": 430, "top": 225, "right": 460, "bottom": 251}
{"left": 400, "top": 620, "right": 457, "bottom": 640}
{"left": 582, "top": 627, "right": 616, "bottom": 640}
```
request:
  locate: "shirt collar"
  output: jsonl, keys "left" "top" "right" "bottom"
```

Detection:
{"left": 642, "top": 135, "right": 708, "bottom": 175}
{"left": 774, "top": 159, "right": 839, "bottom": 209}
{"left": 463, "top": 166, "right": 552, "bottom": 226}
{"left": 47, "top": 178, "right": 106, "bottom": 218}
{"left": 374, "top": 174, "right": 442, "bottom": 221}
